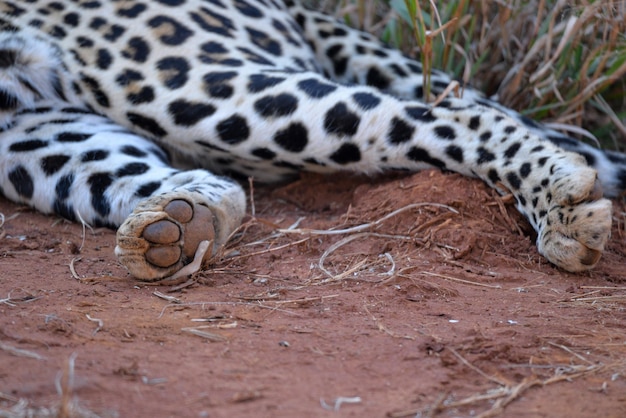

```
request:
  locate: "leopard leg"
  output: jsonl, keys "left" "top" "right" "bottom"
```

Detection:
{"left": 2, "top": 2, "right": 612, "bottom": 273}
{"left": 0, "top": 103, "right": 245, "bottom": 281}
{"left": 288, "top": 4, "right": 626, "bottom": 198}
{"left": 156, "top": 66, "right": 611, "bottom": 272}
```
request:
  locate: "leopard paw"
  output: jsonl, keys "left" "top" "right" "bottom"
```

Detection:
{"left": 537, "top": 166, "right": 612, "bottom": 272}
{"left": 115, "top": 193, "right": 224, "bottom": 281}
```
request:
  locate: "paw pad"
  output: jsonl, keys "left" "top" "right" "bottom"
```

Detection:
{"left": 143, "top": 219, "right": 182, "bottom": 267}
{"left": 116, "top": 196, "right": 218, "bottom": 281}
{"left": 164, "top": 200, "right": 193, "bottom": 223}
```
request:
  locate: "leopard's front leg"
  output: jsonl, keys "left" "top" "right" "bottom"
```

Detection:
{"left": 531, "top": 156, "right": 612, "bottom": 271}
{"left": 379, "top": 100, "right": 613, "bottom": 272}
{"left": 389, "top": 102, "right": 613, "bottom": 272}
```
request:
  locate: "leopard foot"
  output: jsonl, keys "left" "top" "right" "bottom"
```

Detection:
{"left": 537, "top": 165, "right": 612, "bottom": 272}
{"left": 115, "top": 193, "right": 221, "bottom": 281}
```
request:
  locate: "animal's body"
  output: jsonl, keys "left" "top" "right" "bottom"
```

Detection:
{"left": 0, "top": 0, "right": 621, "bottom": 280}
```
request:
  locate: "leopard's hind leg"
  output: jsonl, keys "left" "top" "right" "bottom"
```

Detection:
{"left": 0, "top": 28, "right": 246, "bottom": 281}
{"left": 0, "top": 103, "right": 245, "bottom": 281}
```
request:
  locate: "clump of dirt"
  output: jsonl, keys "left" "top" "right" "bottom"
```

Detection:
{"left": 1, "top": 171, "right": 625, "bottom": 417}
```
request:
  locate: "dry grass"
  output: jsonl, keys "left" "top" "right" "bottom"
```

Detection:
{"left": 316, "top": 0, "right": 626, "bottom": 147}
{"left": 0, "top": 354, "right": 102, "bottom": 418}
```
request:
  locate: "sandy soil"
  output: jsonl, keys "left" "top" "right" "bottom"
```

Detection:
{"left": 1, "top": 170, "right": 625, "bottom": 417}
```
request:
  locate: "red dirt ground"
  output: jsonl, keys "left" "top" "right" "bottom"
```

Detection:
{"left": 1, "top": 170, "right": 625, "bottom": 417}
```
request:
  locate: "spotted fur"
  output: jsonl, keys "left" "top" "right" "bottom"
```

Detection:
{"left": 0, "top": 0, "right": 621, "bottom": 280}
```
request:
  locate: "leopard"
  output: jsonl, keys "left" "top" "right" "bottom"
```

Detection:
{"left": 0, "top": 0, "right": 623, "bottom": 281}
